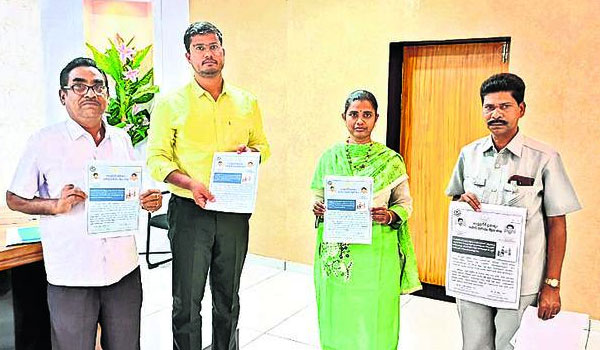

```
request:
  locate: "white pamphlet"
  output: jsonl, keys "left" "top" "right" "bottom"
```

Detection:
{"left": 323, "top": 176, "right": 373, "bottom": 244}
{"left": 204, "top": 152, "right": 261, "bottom": 214}
{"left": 445, "top": 202, "right": 526, "bottom": 309}
{"left": 86, "top": 162, "right": 143, "bottom": 237}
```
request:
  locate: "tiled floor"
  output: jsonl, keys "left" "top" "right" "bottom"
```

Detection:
{"left": 139, "top": 254, "right": 600, "bottom": 350}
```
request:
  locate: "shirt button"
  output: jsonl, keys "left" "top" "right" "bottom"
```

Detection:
{"left": 495, "top": 163, "right": 501, "bottom": 169}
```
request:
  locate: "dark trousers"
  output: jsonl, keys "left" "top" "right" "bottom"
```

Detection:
{"left": 46, "top": 267, "right": 142, "bottom": 350}
{"left": 168, "top": 195, "right": 250, "bottom": 350}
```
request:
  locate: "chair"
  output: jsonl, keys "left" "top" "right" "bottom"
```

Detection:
{"left": 144, "top": 191, "right": 172, "bottom": 269}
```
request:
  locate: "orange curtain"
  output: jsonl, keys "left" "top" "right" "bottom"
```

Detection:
{"left": 400, "top": 42, "right": 509, "bottom": 285}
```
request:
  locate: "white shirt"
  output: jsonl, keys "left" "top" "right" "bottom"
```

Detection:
{"left": 446, "top": 132, "right": 581, "bottom": 294}
{"left": 9, "top": 118, "right": 139, "bottom": 287}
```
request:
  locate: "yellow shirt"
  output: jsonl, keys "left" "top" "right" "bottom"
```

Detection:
{"left": 147, "top": 80, "right": 270, "bottom": 199}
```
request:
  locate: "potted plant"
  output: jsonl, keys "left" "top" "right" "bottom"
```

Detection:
{"left": 86, "top": 34, "right": 159, "bottom": 146}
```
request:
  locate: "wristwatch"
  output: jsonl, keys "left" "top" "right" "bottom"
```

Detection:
{"left": 544, "top": 278, "right": 560, "bottom": 288}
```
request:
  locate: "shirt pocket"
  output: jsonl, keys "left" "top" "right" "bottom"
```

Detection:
{"left": 225, "top": 115, "right": 251, "bottom": 145}
{"left": 503, "top": 183, "right": 539, "bottom": 208}
{"left": 464, "top": 175, "right": 487, "bottom": 201}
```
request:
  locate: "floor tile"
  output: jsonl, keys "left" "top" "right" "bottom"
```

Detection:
{"left": 268, "top": 304, "right": 320, "bottom": 346}
{"left": 400, "top": 294, "right": 414, "bottom": 307}
{"left": 140, "top": 263, "right": 172, "bottom": 316}
{"left": 245, "top": 254, "right": 286, "bottom": 270}
{"left": 238, "top": 328, "right": 263, "bottom": 348}
{"left": 240, "top": 263, "right": 283, "bottom": 291}
{"left": 242, "top": 334, "right": 317, "bottom": 350}
{"left": 285, "top": 261, "right": 313, "bottom": 275}
{"left": 238, "top": 271, "right": 314, "bottom": 333}
{"left": 140, "top": 308, "right": 172, "bottom": 350}
{"left": 399, "top": 296, "right": 462, "bottom": 350}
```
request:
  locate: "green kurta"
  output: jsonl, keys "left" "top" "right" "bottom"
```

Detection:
{"left": 311, "top": 142, "right": 421, "bottom": 350}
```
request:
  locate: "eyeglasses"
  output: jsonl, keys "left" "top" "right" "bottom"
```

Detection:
{"left": 62, "top": 83, "right": 107, "bottom": 96}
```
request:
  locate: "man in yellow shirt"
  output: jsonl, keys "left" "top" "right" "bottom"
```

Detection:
{"left": 147, "top": 22, "right": 270, "bottom": 350}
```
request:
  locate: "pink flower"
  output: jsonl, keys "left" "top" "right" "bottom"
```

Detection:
{"left": 117, "top": 43, "right": 135, "bottom": 62}
{"left": 123, "top": 67, "right": 139, "bottom": 82}
{"left": 132, "top": 104, "right": 140, "bottom": 115}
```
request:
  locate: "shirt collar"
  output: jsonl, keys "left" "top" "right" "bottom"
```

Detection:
{"left": 482, "top": 130, "right": 524, "bottom": 157}
{"left": 65, "top": 116, "right": 112, "bottom": 141}
{"left": 504, "top": 131, "right": 524, "bottom": 157}
{"left": 481, "top": 135, "right": 495, "bottom": 156}
{"left": 190, "top": 78, "right": 229, "bottom": 99}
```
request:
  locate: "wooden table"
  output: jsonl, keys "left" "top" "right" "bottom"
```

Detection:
{"left": 0, "top": 206, "right": 50, "bottom": 350}
{"left": 0, "top": 207, "right": 43, "bottom": 271}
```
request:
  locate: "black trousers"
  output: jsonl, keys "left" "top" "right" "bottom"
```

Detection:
{"left": 46, "top": 267, "right": 142, "bottom": 350}
{"left": 168, "top": 195, "right": 250, "bottom": 350}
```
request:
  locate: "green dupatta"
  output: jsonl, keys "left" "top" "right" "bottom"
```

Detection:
{"left": 311, "top": 141, "right": 422, "bottom": 294}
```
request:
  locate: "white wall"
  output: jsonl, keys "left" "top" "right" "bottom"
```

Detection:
{"left": 152, "top": 0, "right": 191, "bottom": 92}
{"left": 0, "top": 0, "right": 45, "bottom": 206}
{"left": 40, "top": 0, "right": 85, "bottom": 125}
{"left": 0, "top": 0, "right": 190, "bottom": 206}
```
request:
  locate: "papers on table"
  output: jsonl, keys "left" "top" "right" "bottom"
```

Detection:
{"left": 5, "top": 226, "right": 41, "bottom": 246}
{"left": 86, "top": 162, "right": 143, "bottom": 237}
{"left": 445, "top": 202, "right": 527, "bottom": 309}
{"left": 204, "top": 152, "right": 261, "bottom": 214}
{"left": 323, "top": 176, "right": 373, "bottom": 244}
{"left": 511, "top": 306, "right": 589, "bottom": 350}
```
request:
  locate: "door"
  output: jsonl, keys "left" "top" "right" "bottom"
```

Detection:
{"left": 389, "top": 39, "right": 509, "bottom": 286}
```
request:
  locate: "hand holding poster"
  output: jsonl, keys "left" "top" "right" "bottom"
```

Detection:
{"left": 323, "top": 176, "right": 373, "bottom": 244}
{"left": 204, "top": 152, "right": 261, "bottom": 214}
{"left": 445, "top": 202, "right": 527, "bottom": 309}
{"left": 86, "top": 162, "right": 143, "bottom": 237}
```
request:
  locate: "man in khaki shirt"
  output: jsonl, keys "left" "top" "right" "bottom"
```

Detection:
{"left": 446, "top": 73, "right": 581, "bottom": 350}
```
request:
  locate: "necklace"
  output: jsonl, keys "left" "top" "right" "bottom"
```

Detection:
{"left": 345, "top": 139, "right": 374, "bottom": 172}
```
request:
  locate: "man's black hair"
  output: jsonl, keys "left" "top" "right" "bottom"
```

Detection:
{"left": 480, "top": 73, "right": 525, "bottom": 105}
{"left": 184, "top": 22, "right": 223, "bottom": 53}
{"left": 59, "top": 57, "right": 108, "bottom": 91}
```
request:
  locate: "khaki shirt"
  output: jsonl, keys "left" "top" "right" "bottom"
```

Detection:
{"left": 446, "top": 132, "right": 581, "bottom": 294}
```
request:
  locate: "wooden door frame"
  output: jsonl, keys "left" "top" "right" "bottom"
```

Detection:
{"left": 385, "top": 37, "right": 511, "bottom": 153}
{"left": 384, "top": 37, "right": 511, "bottom": 301}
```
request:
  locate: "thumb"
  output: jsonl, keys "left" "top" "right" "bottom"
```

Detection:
{"left": 205, "top": 190, "right": 215, "bottom": 201}
{"left": 197, "top": 185, "right": 214, "bottom": 201}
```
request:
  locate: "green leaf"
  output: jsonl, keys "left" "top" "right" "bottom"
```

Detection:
{"left": 106, "top": 114, "right": 121, "bottom": 126}
{"left": 132, "top": 68, "right": 153, "bottom": 90}
{"left": 85, "top": 43, "right": 114, "bottom": 76}
{"left": 106, "top": 39, "right": 124, "bottom": 79}
{"left": 126, "top": 36, "right": 135, "bottom": 47}
{"left": 131, "top": 44, "right": 152, "bottom": 69}
{"left": 115, "top": 85, "right": 127, "bottom": 107}
{"left": 134, "top": 109, "right": 151, "bottom": 120}
{"left": 131, "top": 85, "right": 159, "bottom": 101}
{"left": 133, "top": 93, "right": 155, "bottom": 104}
{"left": 114, "top": 121, "right": 126, "bottom": 128}
{"left": 104, "top": 98, "right": 121, "bottom": 126}
{"left": 107, "top": 98, "right": 119, "bottom": 114}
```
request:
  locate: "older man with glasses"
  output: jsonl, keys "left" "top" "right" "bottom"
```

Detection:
{"left": 6, "top": 57, "right": 163, "bottom": 350}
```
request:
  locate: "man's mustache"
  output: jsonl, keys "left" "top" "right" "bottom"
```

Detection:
{"left": 487, "top": 120, "right": 508, "bottom": 126}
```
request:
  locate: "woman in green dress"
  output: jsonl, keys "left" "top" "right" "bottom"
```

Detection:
{"left": 311, "top": 90, "right": 421, "bottom": 350}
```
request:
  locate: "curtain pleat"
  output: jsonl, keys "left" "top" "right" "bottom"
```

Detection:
{"left": 400, "top": 42, "right": 509, "bottom": 285}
